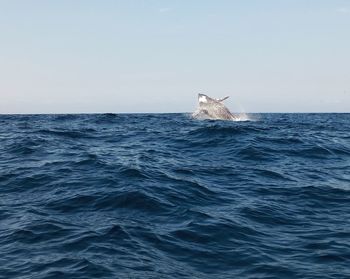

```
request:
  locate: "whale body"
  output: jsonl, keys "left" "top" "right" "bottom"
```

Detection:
{"left": 192, "top": 94, "right": 237, "bottom": 120}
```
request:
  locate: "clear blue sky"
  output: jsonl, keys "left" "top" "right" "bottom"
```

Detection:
{"left": 1, "top": 0, "right": 349, "bottom": 113}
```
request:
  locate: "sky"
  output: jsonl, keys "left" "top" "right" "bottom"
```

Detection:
{"left": 0, "top": 0, "right": 349, "bottom": 113}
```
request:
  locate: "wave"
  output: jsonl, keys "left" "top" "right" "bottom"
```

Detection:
{"left": 37, "top": 128, "right": 97, "bottom": 139}
{"left": 1, "top": 113, "right": 350, "bottom": 278}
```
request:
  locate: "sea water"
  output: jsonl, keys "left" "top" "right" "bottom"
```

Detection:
{"left": 0, "top": 113, "right": 349, "bottom": 278}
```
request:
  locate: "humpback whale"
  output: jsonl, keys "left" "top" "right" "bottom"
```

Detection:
{"left": 192, "top": 94, "right": 237, "bottom": 120}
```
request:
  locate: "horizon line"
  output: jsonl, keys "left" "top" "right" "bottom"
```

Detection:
{"left": 0, "top": 112, "right": 349, "bottom": 116}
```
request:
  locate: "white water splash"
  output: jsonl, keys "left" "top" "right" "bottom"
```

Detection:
{"left": 234, "top": 113, "right": 252, "bottom": 121}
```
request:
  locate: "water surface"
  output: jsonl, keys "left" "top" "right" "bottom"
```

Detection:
{"left": 0, "top": 113, "right": 349, "bottom": 278}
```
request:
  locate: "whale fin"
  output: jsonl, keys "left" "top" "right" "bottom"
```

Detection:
{"left": 216, "top": 96, "right": 229, "bottom": 102}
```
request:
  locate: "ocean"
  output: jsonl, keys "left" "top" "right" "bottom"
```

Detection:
{"left": 0, "top": 113, "right": 349, "bottom": 279}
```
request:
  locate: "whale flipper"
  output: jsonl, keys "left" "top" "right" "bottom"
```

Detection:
{"left": 216, "top": 96, "right": 229, "bottom": 102}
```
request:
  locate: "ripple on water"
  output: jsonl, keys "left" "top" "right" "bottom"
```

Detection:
{"left": 0, "top": 113, "right": 350, "bottom": 278}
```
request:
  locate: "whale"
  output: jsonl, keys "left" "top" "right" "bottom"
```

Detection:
{"left": 192, "top": 93, "right": 237, "bottom": 120}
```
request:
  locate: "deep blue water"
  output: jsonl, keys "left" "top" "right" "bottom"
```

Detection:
{"left": 1, "top": 113, "right": 350, "bottom": 279}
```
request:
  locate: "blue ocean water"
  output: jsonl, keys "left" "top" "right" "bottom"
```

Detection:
{"left": 0, "top": 113, "right": 349, "bottom": 279}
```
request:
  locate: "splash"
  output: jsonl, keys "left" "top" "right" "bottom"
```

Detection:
{"left": 234, "top": 113, "right": 256, "bottom": 122}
